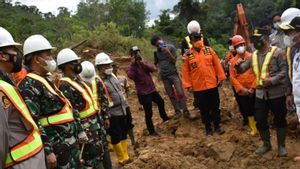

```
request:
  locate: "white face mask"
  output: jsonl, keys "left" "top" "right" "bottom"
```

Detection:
{"left": 104, "top": 68, "right": 113, "bottom": 75}
{"left": 284, "top": 35, "right": 296, "bottom": 47}
{"left": 229, "top": 45, "right": 234, "bottom": 51}
{"left": 273, "top": 22, "right": 280, "bottom": 30}
{"left": 236, "top": 45, "right": 246, "bottom": 54}
{"left": 43, "top": 59, "right": 57, "bottom": 73}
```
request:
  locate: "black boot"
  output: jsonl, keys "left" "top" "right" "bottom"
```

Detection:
{"left": 128, "top": 129, "right": 136, "bottom": 146}
{"left": 277, "top": 128, "right": 288, "bottom": 157}
{"left": 205, "top": 123, "right": 213, "bottom": 136}
{"left": 255, "top": 130, "right": 272, "bottom": 154}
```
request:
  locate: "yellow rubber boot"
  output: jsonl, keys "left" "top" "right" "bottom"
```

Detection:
{"left": 112, "top": 142, "right": 126, "bottom": 165}
{"left": 107, "top": 135, "right": 113, "bottom": 152}
{"left": 120, "top": 140, "right": 130, "bottom": 161}
{"left": 248, "top": 116, "right": 258, "bottom": 136}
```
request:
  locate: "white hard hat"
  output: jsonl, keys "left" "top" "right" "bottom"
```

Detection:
{"left": 95, "top": 52, "right": 113, "bottom": 65}
{"left": 187, "top": 20, "right": 201, "bottom": 34}
{"left": 57, "top": 48, "right": 80, "bottom": 66}
{"left": 79, "top": 61, "right": 96, "bottom": 83}
{"left": 280, "top": 8, "right": 300, "bottom": 30}
{"left": 23, "top": 34, "right": 55, "bottom": 56}
{"left": 0, "top": 27, "right": 21, "bottom": 47}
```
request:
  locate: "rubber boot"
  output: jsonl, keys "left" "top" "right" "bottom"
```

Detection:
{"left": 277, "top": 128, "right": 288, "bottom": 157}
{"left": 128, "top": 129, "right": 136, "bottom": 146}
{"left": 255, "top": 130, "right": 272, "bottom": 154}
{"left": 248, "top": 116, "right": 258, "bottom": 136}
{"left": 107, "top": 135, "right": 113, "bottom": 152}
{"left": 112, "top": 142, "right": 126, "bottom": 165}
{"left": 120, "top": 140, "right": 130, "bottom": 162}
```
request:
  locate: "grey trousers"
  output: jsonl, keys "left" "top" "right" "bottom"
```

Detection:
{"left": 161, "top": 73, "right": 188, "bottom": 114}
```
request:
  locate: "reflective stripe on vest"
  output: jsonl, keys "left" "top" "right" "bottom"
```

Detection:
{"left": 287, "top": 47, "right": 292, "bottom": 81}
{"left": 61, "top": 77, "right": 98, "bottom": 119}
{"left": 91, "top": 79, "right": 100, "bottom": 110}
{"left": 252, "top": 47, "right": 277, "bottom": 86}
{"left": 26, "top": 73, "right": 74, "bottom": 126}
{"left": 0, "top": 80, "right": 43, "bottom": 168}
{"left": 185, "top": 35, "right": 205, "bottom": 49}
{"left": 95, "top": 76, "right": 114, "bottom": 107}
{"left": 185, "top": 36, "right": 193, "bottom": 49}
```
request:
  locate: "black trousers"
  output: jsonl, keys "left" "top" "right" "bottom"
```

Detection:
{"left": 138, "top": 91, "right": 169, "bottom": 134}
{"left": 194, "top": 87, "right": 221, "bottom": 126}
{"left": 235, "top": 94, "right": 255, "bottom": 123}
{"left": 109, "top": 115, "right": 128, "bottom": 144}
{"left": 255, "top": 96, "right": 287, "bottom": 131}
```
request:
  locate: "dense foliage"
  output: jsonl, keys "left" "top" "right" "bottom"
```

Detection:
{"left": 0, "top": 0, "right": 299, "bottom": 59}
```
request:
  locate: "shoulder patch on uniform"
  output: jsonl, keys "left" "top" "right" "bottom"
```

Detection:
{"left": 203, "top": 47, "right": 211, "bottom": 55}
{"left": 0, "top": 91, "right": 11, "bottom": 109}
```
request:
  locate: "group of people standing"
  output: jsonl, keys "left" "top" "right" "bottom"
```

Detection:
{"left": 2, "top": 6, "right": 300, "bottom": 169}
{"left": 0, "top": 27, "right": 135, "bottom": 168}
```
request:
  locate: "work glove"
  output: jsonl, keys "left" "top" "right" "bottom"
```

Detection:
{"left": 78, "top": 131, "right": 88, "bottom": 144}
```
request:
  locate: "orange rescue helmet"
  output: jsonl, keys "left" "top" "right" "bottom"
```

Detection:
{"left": 231, "top": 35, "right": 245, "bottom": 47}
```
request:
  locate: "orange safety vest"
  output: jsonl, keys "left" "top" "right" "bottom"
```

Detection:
{"left": 286, "top": 47, "right": 292, "bottom": 81}
{"left": 93, "top": 76, "right": 114, "bottom": 108}
{"left": 1, "top": 80, "right": 43, "bottom": 168}
{"left": 252, "top": 46, "right": 277, "bottom": 86}
{"left": 60, "top": 77, "right": 98, "bottom": 119}
{"left": 26, "top": 73, "right": 74, "bottom": 126}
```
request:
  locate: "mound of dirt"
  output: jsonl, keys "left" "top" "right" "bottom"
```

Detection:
{"left": 79, "top": 51, "right": 300, "bottom": 169}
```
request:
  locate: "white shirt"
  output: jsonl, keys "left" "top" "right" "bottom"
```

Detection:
{"left": 293, "top": 52, "right": 300, "bottom": 121}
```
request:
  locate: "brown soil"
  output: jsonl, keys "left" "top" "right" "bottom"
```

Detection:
{"left": 80, "top": 50, "right": 300, "bottom": 169}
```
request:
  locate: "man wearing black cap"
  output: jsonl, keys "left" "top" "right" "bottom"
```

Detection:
{"left": 280, "top": 16, "right": 300, "bottom": 161}
{"left": 236, "top": 27, "right": 288, "bottom": 157}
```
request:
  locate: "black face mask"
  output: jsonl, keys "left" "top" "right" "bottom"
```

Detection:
{"left": 253, "top": 39, "right": 264, "bottom": 50}
{"left": 4, "top": 51, "right": 23, "bottom": 73}
{"left": 73, "top": 63, "right": 82, "bottom": 74}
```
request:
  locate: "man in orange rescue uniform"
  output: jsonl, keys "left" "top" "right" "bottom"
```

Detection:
{"left": 182, "top": 32, "right": 226, "bottom": 136}
{"left": 229, "top": 35, "right": 258, "bottom": 136}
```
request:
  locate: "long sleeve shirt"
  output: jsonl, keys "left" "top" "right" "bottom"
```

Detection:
{"left": 237, "top": 46, "right": 287, "bottom": 100}
{"left": 181, "top": 46, "right": 226, "bottom": 91}
{"left": 293, "top": 52, "right": 300, "bottom": 122}
{"left": 19, "top": 73, "right": 78, "bottom": 155}
{"left": 229, "top": 51, "right": 256, "bottom": 94}
{"left": 126, "top": 61, "right": 156, "bottom": 95}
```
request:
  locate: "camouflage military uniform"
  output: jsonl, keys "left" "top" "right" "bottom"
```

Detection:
{"left": 18, "top": 73, "right": 82, "bottom": 169}
{"left": 91, "top": 77, "right": 112, "bottom": 169}
{"left": 59, "top": 77, "right": 104, "bottom": 168}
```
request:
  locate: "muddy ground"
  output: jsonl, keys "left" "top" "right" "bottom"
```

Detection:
{"left": 80, "top": 48, "right": 300, "bottom": 169}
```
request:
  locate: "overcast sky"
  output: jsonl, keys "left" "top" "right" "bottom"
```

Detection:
{"left": 14, "top": 0, "right": 179, "bottom": 20}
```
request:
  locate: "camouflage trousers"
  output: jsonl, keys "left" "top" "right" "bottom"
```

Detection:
{"left": 81, "top": 129, "right": 104, "bottom": 168}
{"left": 53, "top": 143, "right": 81, "bottom": 169}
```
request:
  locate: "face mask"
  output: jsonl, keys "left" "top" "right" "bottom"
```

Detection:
{"left": 253, "top": 39, "right": 264, "bottom": 50}
{"left": 273, "top": 22, "right": 280, "bottom": 30}
{"left": 105, "top": 68, "right": 113, "bottom": 75}
{"left": 6, "top": 52, "right": 22, "bottom": 73}
{"left": 43, "top": 59, "right": 57, "bottom": 73}
{"left": 283, "top": 35, "right": 296, "bottom": 47}
{"left": 236, "top": 45, "right": 246, "bottom": 54}
{"left": 229, "top": 45, "right": 234, "bottom": 51}
{"left": 73, "top": 63, "right": 82, "bottom": 74}
{"left": 193, "top": 40, "right": 204, "bottom": 50}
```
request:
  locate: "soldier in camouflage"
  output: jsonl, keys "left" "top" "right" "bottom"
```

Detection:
{"left": 56, "top": 49, "right": 104, "bottom": 169}
{"left": 19, "top": 35, "right": 86, "bottom": 169}
{"left": 80, "top": 60, "right": 112, "bottom": 169}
